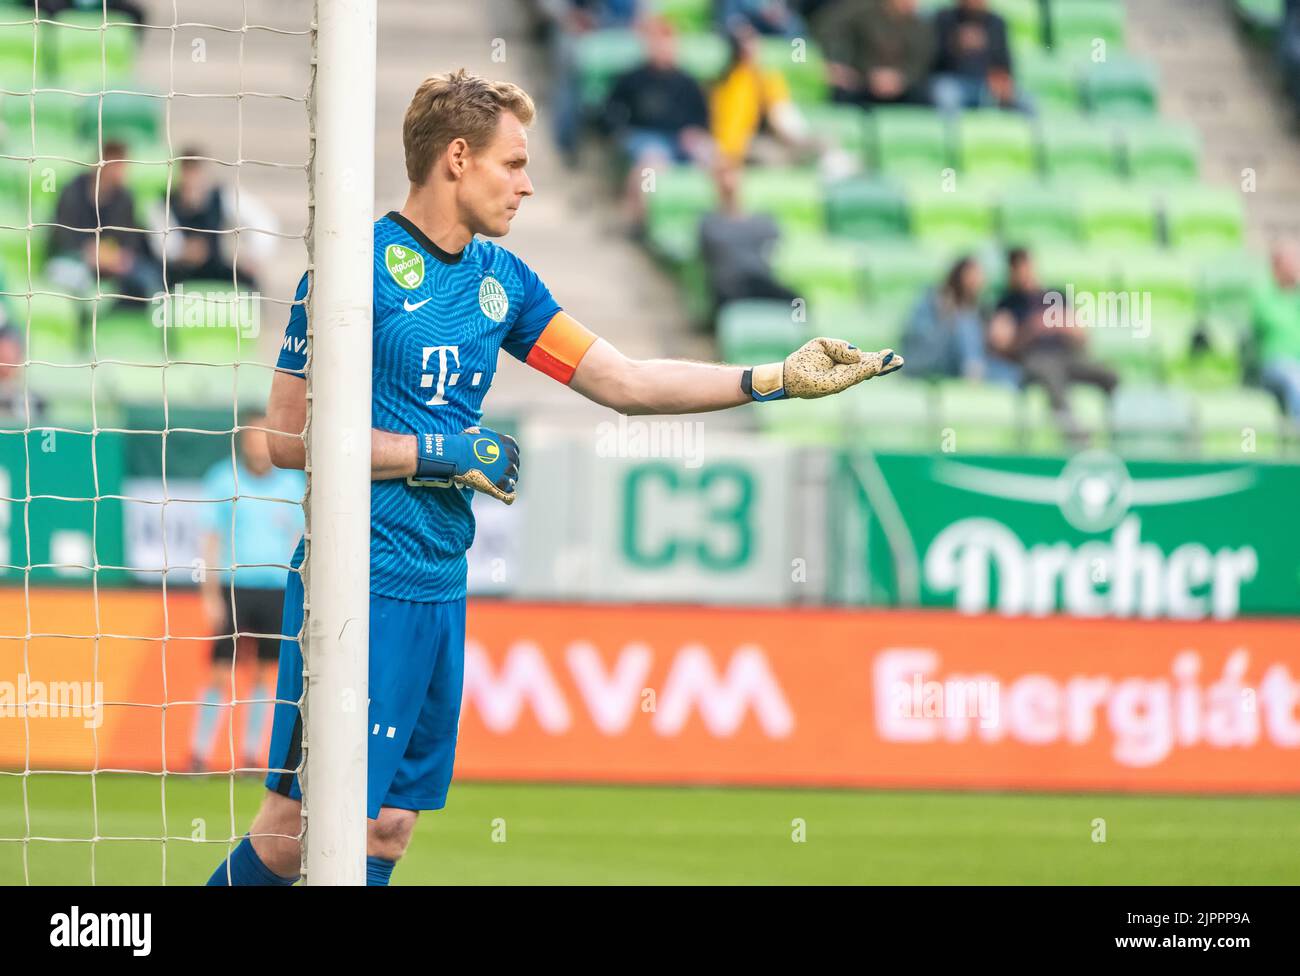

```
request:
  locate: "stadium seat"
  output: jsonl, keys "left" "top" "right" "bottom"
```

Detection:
{"left": 860, "top": 243, "right": 950, "bottom": 318}
{"left": 1116, "top": 249, "right": 1199, "bottom": 325}
{"left": 1050, "top": 0, "right": 1127, "bottom": 59}
{"left": 1109, "top": 386, "right": 1198, "bottom": 456}
{"left": 957, "top": 111, "right": 1037, "bottom": 180}
{"left": 771, "top": 233, "right": 865, "bottom": 305}
{"left": 0, "top": 210, "right": 45, "bottom": 285}
{"left": 573, "top": 30, "right": 643, "bottom": 109}
{"left": 1232, "top": 0, "right": 1287, "bottom": 36}
{"left": 824, "top": 178, "right": 909, "bottom": 240}
{"left": 167, "top": 282, "right": 258, "bottom": 364}
{"left": 800, "top": 103, "right": 870, "bottom": 160}
{"left": 2, "top": 91, "right": 84, "bottom": 144}
{"left": 1118, "top": 119, "right": 1201, "bottom": 183}
{"left": 1162, "top": 187, "right": 1246, "bottom": 251}
{"left": 90, "top": 309, "right": 163, "bottom": 366}
{"left": 840, "top": 378, "right": 937, "bottom": 448}
{"left": 1196, "top": 250, "right": 1267, "bottom": 320}
{"left": 1076, "top": 186, "right": 1159, "bottom": 247}
{"left": 644, "top": 165, "right": 716, "bottom": 245}
{"left": 645, "top": 0, "right": 711, "bottom": 32}
{"left": 757, "top": 388, "right": 851, "bottom": 447}
{"left": 25, "top": 288, "right": 83, "bottom": 364}
{"left": 1021, "top": 384, "right": 1111, "bottom": 452}
{"left": 48, "top": 13, "right": 137, "bottom": 92}
{"left": 758, "top": 35, "right": 827, "bottom": 104}
{"left": 0, "top": 16, "right": 39, "bottom": 92}
{"left": 906, "top": 182, "right": 996, "bottom": 246}
{"left": 1193, "top": 387, "right": 1284, "bottom": 456}
{"left": 998, "top": 183, "right": 1081, "bottom": 246}
{"left": 1037, "top": 113, "right": 1120, "bottom": 182}
{"left": 1082, "top": 57, "right": 1159, "bottom": 116}
{"left": 935, "top": 380, "right": 1022, "bottom": 452}
{"left": 812, "top": 299, "right": 905, "bottom": 351}
{"left": 740, "top": 166, "right": 824, "bottom": 234}
{"left": 990, "top": 0, "right": 1045, "bottom": 49}
{"left": 1035, "top": 246, "right": 1119, "bottom": 295}
{"left": 82, "top": 91, "right": 163, "bottom": 145}
{"left": 674, "top": 31, "right": 728, "bottom": 87}
{"left": 717, "top": 299, "right": 807, "bottom": 366}
{"left": 869, "top": 107, "right": 950, "bottom": 177}
{"left": 1015, "top": 52, "right": 1081, "bottom": 115}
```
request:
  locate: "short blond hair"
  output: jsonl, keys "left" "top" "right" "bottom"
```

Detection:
{"left": 402, "top": 68, "right": 536, "bottom": 186}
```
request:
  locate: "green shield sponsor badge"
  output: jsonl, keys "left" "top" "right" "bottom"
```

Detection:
{"left": 385, "top": 244, "right": 425, "bottom": 290}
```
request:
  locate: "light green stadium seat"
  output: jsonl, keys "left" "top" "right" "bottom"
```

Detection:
{"left": 82, "top": 91, "right": 163, "bottom": 145}
{"left": 758, "top": 389, "right": 851, "bottom": 447}
{"left": 1232, "top": 0, "right": 1286, "bottom": 35}
{"left": 644, "top": 165, "right": 715, "bottom": 242}
{"left": 574, "top": 30, "right": 643, "bottom": 109}
{"left": 1193, "top": 388, "right": 1283, "bottom": 456}
{"left": 957, "top": 110, "right": 1037, "bottom": 179}
{"left": 739, "top": 166, "right": 824, "bottom": 234}
{"left": 674, "top": 32, "right": 729, "bottom": 86}
{"left": 645, "top": 0, "right": 711, "bottom": 31}
{"left": 717, "top": 299, "right": 807, "bottom": 366}
{"left": 1050, "top": 0, "right": 1127, "bottom": 58}
{"left": 936, "top": 380, "right": 1022, "bottom": 451}
{"left": 24, "top": 288, "right": 83, "bottom": 364}
{"left": 800, "top": 103, "right": 870, "bottom": 159}
{"left": 906, "top": 182, "right": 996, "bottom": 246}
{"left": 124, "top": 155, "right": 173, "bottom": 210}
{"left": 1116, "top": 249, "right": 1199, "bottom": 324}
{"left": 1016, "top": 52, "right": 1081, "bottom": 114}
{"left": 89, "top": 309, "right": 162, "bottom": 366}
{"left": 1086, "top": 321, "right": 1163, "bottom": 383}
{"left": 2, "top": 91, "right": 84, "bottom": 145}
{"left": 772, "top": 234, "right": 865, "bottom": 304}
{"left": 1037, "top": 113, "right": 1119, "bottom": 182}
{"left": 991, "top": 0, "right": 1045, "bottom": 48}
{"left": 1110, "top": 387, "right": 1199, "bottom": 457}
{"left": 758, "top": 35, "right": 827, "bottom": 104}
{"left": 999, "top": 183, "right": 1081, "bottom": 246}
{"left": 0, "top": 16, "right": 39, "bottom": 92}
{"left": 812, "top": 300, "right": 905, "bottom": 351}
{"left": 1082, "top": 57, "right": 1159, "bottom": 117}
{"left": 0, "top": 212, "right": 45, "bottom": 285}
{"left": 1197, "top": 250, "right": 1267, "bottom": 320}
{"left": 1118, "top": 119, "right": 1201, "bottom": 183}
{"left": 165, "top": 281, "right": 259, "bottom": 364}
{"left": 1077, "top": 186, "right": 1158, "bottom": 247}
{"left": 1163, "top": 187, "right": 1245, "bottom": 251}
{"left": 1036, "top": 246, "right": 1118, "bottom": 295}
{"left": 870, "top": 107, "right": 950, "bottom": 177}
{"left": 860, "top": 244, "right": 949, "bottom": 315}
{"left": 46, "top": 13, "right": 136, "bottom": 92}
{"left": 825, "top": 178, "right": 908, "bottom": 240}
{"left": 1021, "top": 384, "right": 1111, "bottom": 452}
{"left": 841, "top": 378, "right": 937, "bottom": 448}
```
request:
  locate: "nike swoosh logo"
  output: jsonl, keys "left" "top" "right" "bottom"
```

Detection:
{"left": 403, "top": 297, "right": 431, "bottom": 312}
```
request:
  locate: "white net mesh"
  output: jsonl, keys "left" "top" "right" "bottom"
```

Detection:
{"left": 0, "top": 0, "right": 313, "bottom": 884}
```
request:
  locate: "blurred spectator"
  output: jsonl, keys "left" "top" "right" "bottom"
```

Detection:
{"left": 605, "top": 17, "right": 715, "bottom": 223}
{"left": 1252, "top": 241, "right": 1300, "bottom": 418}
{"left": 0, "top": 324, "right": 46, "bottom": 424}
{"left": 193, "top": 411, "right": 305, "bottom": 773}
{"left": 818, "top": 0, "right": 935, "bottom": 107}
{"left": 699, "top": 158, "right": 796, "bottom": 313}
{"left": 539, "top": 0, "right": 642, "bottom": 164}
{"left": 150, "top": 149, "right": 271, "bottom": 289}
{"left": 716, "top": 0, "right": 805, "bottom": 37}
{"left": 989, "top": 248, "right": 1117, "bottom": 438}
{"left": 902, "top": 255, "right": 1014, "bottom": 384}
{"left": 712, "top": 23, "right": 814, "bottom": 164}
{"left": 931, "top": 0, "right": 1027, "bottom": 113}
{"left": 46, "top": 140, "right": 163, "bottom": 305}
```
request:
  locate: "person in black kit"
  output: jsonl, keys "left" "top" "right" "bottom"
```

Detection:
{"left": 163, "top": 149, "right": 260, "bottom": 288}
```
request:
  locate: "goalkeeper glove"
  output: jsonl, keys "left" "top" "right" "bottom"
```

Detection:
{"left": 742, "top": 338, "right": 903, "bottom": 401}
{"left": 410, "top": 426, "right": 520, "bottom": 504}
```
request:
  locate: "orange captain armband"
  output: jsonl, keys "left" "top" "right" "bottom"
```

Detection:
{"left": 524, "top": 311, "right": 598, "bottom": 385}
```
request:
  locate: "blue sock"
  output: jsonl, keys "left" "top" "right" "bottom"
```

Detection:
{"left": 242, "top": 684, "right": 271, "bottom": 767}
{"left": 191, "top": 687, "right": 224, "bottom": 766}
{"left": 207, "top": 836, "right": 298, "bottom": 886}
{"left": 366, "top": 855, "right": 395, "bottom": 886}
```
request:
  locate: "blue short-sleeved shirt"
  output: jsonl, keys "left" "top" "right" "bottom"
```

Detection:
{"left": 276, "top": 211, "right": 562, "bottom": 602}
{"left": 199, "top": 461, "right": 306, "bottom": 589}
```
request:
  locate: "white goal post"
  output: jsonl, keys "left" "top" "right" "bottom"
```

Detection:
{"left": 302, "top": 0, "right": 375, "bottom": 886}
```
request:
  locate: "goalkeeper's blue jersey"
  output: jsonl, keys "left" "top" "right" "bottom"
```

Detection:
{"left": 275, "top": 211, "right": 561, "bottom": 602}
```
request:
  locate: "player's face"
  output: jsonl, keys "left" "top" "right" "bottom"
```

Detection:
{"left": 462, "top": 112, "right": 533, "bottom": 238}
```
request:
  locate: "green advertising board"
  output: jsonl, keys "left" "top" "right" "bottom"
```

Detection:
{"left": 0, "top": 430, "right": 126, "bottom": 585}
{"left": 834, "top": 450, "right": 1300, "bottom": 618}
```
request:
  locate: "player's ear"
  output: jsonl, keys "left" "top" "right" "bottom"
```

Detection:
{"left": 445, "top": 136, "right": 469, "bottom": 178}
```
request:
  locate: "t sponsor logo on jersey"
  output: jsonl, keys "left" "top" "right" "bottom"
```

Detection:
{"left": 385, "top": 244, "right": 425, "bottom": 290}
{"left": 478, "top": 275, "right": 508, "bottom": 322}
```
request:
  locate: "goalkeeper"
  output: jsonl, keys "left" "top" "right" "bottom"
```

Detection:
{"left": 207, "top": 69, "right": 901, "bottom": 886}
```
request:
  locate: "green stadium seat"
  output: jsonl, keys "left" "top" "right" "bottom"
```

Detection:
{"left": 811, "top": 300, "right": 905, "bottom": 351}
{"left": 1082, "top": 57, "right": 1159, "bottom": 116}
{"left": 1021, "top": 384, "right": 1110, "bottom": 452}
{"left": 1193, "top": 388, "right": 1283, "bottom": 456}
{"left": 717, "top": 299, "right": 807, "bottom": 365}
{"left": 906, "top": 182, "right": 996, "bottom": 246}
{"left": 957, "top": 110, "right": 1037, "bottom": 179}
{"left": 1016, "top": 52, "right": 1081, "bottom": 115}
{"left": 25, "top": 288, "right": 83, "bottom": 364}
{"left": 166, "top": 282, "right": 258, "bottom": 364}
{"left": 0, "top": 16, "right": 39, "bottom": 92}
{"left": 2, "top": 91, "right": 84, "bottom": 144}
{"left": 645, "top": 0, "right": 711, "bottom": 32}
{"left": 825, "top": 178, "right": 908, "bottom": 240}
{"left": 674, "top": 32, "right": 729, "bottom": 86}
{"left": 757, "top": 389, "right": 851, "bottom": 447}
{"left": 1109, "top": 387, "right": 1199, "bottom": 457}
{"left": 1035, "top": 246, "right": 1119, "bottom": 295}
{"left": 1118, "top": 119, "right": 1201, "bottom": 183}
{"left": 574, "top": 30, "right": 643, "bottom": 108}
{"left": 1038, "top": 113, "right": 1120, "bottom": 182}
{"left": 800, "top": 103, "right": 870, "bottom": 159}
{"left": 1077, "top": 186, "right": 1158, "bottom": 247}
{"left": 860, "top": 243, "right": 949, "bottom": 316}
{"left": 999, "top": 183, "right": 1081, "bottom": 246}
{"left": 1163, "top": 187, "right": 1245, "bottom": 251}
{"left": 1197, "top": 250, "right": 1267, "bottom": 320}
{"left": 81, "top": 91, "right": 163, "bottom": 145}
{"left": 990, "top": 0, "right": 1045, "bottom": 49}
{"left": 740, "top": 166, "right": 824, "bottom": 234}
{"left": 758, "top": 35, "right": 827, "bottom": 104}
{"left": 935, "top": 379, "right": 1022, "bottom": 451}
{"left": 1116, "top": 249, "right": 1199, "bottom": 325}
{"left": 869, "top": 107, "right": 950, "bottom": 177}
{"left": 1050, "top": 0, "right": 1127, "bottom": 59}
{"left": 46, "top": 13, "right": 136, "bottom": 92}
{"left": 841, "top": 378, "right": 937, "bottom": 448}
{"left": 89, "top": 309, "right": 162, "bottom": 365}
{"left": 0, "top": 211, "right": 45, "bottom": 286}
{"left": 772, "top": 233, "right": 865, "bottom": 306}
{"left": 644, "top": 165, "right": 715, "bottom": 244}
{"left": 1232, "top": 0, "right": 1286, "bottom": 36}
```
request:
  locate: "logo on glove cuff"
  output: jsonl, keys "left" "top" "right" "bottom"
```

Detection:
{"left": 472, "top": 438, "right": 500, "bottom": 465}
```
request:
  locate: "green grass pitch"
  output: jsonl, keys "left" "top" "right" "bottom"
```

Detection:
{"left": 1, "top": 774, "right": 1297, "bottom": 884}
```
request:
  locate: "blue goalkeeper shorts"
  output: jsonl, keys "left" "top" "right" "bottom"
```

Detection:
{"left": 264, "top": 565, "right": 467, "bottom": 820}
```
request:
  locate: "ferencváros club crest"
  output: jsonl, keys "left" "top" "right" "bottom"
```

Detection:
{"left": 478, "top": 275, "right": 508, "bottom": 322}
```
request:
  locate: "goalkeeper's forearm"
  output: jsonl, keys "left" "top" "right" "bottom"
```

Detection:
{"left": 266, "top": 424, "right": 416, "bottom": 481}
{"left": 570, "top": 340, "right": 748, "bottom": 415}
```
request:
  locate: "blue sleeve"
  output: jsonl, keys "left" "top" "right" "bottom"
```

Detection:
{"left": 275, "top": 272, "right": 310, "bottom": 376}
{"left": 501, "top": 252, "right": 562, "bottom": 363}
